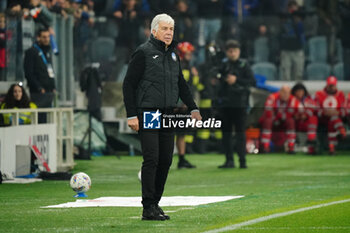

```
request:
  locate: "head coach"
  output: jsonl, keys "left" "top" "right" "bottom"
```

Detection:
{"left": 122, "top": 13, "right": 202, "bottom": 221}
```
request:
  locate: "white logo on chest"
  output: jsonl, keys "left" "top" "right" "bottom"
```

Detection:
{"left": 323, "top": 96, "right": 338, "bottom": 109}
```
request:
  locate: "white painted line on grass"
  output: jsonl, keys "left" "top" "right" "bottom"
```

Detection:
{"left": 203, "top": 198, "right": 350, "bottom": 233}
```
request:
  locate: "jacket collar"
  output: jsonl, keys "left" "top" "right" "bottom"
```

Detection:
{"left": 149, "top": 34, "right": 177, "bottom": 52}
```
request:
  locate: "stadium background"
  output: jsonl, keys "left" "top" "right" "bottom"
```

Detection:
{"left": 1, "top": 0, "right": 350, "bottom": 154}
{"left": 0, "top": 1, "right": 350, "bottom": 232}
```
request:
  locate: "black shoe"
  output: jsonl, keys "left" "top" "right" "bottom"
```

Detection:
{"left": 218, "top": 161, "right": 234, "bottom": 168}
{"left": 156, "top": 205, "right": 170, "bottom": 220}
{"left": 178, "top": 159, "right": 196, "bottom": 169}
{"left": 142, "top": 205, "right": 166, "bottom": 221}
{"left": 239, "top": 164, "right": 248, "bottom": 169}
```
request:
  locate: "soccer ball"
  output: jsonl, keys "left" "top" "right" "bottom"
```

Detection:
{"left": 70, "top": 172, "right": 91, "bottom": 193}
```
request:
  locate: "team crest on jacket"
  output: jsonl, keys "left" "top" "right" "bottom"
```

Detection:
{"left": 171, "top": 52, "right": 177, "bottom": 61}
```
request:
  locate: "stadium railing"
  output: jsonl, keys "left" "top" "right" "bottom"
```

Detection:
{"left": 0, "top": 107, "right": 74, "bottom": 173}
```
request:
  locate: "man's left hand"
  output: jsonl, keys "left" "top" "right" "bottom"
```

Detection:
{"left": 191, "top": 111, "right": 202, "bottom": 121}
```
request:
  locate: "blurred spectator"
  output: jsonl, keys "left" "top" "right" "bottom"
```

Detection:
{"left": 73, "top": 0, "right": 94, "bottom": 77}
{"left": 148, "top": 0, "right": 174, "bottom": 14}
{"left": 24, "top": 28, "right": 56, "bottom": 112}
{"left": 279, "top": 1, "right": 305, "bottom": 80}
{"left": 222, "top": 0, "right": 260, "bottom": 52}
{"left": 291, "top": 82, "right": 318, "bottom": 154}
{"left": 317, "top": 0, "right": 340, "bottom": 64}
{"left": 175, "top": 41, "right": 198, "bottom": 168}
{"left": 47, "top": 0, "right": 70, "bottom": 18}
{"left": 195, "top": 44, "right": 225, "bottom": 154}
{"left": 1, "top": 0, "right": 7, "bottom": 12}
{"left": 23, "top": 0, "right": 53, "bottom": 31}
{"left": 224, "top": 0, "right": 259, "bottom": 24}
{"left": 260, "top": 85, "right": 302, "bottom": 153}
{"left": 256, "top": 0, "right": 281, "bottom": 15}
{"left": 23, "top": 0, "right": 60, "bottom": 54}
{"left": 0, "top": 83, "right": 37, "bottom": 126}
{"left": 114, "top": 0, "right": 150, "bottom": 16}
{"left": 314, "top": 76, "right": 346, "bottom": 155}
{"left": 339, "top": 0, "right": 350, "bottom": 80}
{"left": 0, "top": 13, "right": 6, "bottom": 80}
{"left": 171, "top": 0, "right": 195, "bottom": 43}
{"left": 6, "top": 1, "right": 23, "bottom": 16}
{"left": 195, "top": 0, "right": 224, "bottom": 65}
{"left": 113, "top": 0, "right": 142, "bottom": 80}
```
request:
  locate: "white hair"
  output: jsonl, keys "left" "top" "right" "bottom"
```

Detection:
{"left": 151, "top": 13, "right": 175, "bottom": 33}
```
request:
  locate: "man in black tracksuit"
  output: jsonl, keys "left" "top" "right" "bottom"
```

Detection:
{"left": 24, "top": 28, "right": 55, "bottom": 105}
{"left": 24, "top": 28, "right": 56, "bottom": 123}
{"left": 123, "top": 13, "right": 201, "bottom": 221}
{"left": 217, "top": 40, "right": 256, "bottom": 169}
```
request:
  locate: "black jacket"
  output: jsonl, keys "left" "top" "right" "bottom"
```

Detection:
{"left": 123, "top": 35, "right": 198, "bottom": 117}
{"left": 24, "top": 44, "right": 55, "bottom": 93}
{"left": 217, "top": 58, "right": 256, "bottom": 108}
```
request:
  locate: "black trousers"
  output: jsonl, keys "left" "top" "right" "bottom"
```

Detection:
{"left": 138, "top": 114, "right": 175, "bottom": 208}
{"left": 220, "top": 107, "right": 247, "bottom": 166}
{"left": 30, "top": 92, "right": 54, "bottom": 123}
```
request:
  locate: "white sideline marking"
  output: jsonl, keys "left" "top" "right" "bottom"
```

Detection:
{"left": 203, "top": 199, "right": 350, "bottom": 233}
{"left": 42, "top": 196, "right": 244, "bottom": 208}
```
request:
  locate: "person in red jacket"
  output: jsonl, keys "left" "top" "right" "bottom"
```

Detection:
{"left": 260, "top": 85, "right": 302, "bottom": 153}
{"left": 346, "top": 92, "right": 350, "bottom": 119}
{"left": 291, "top": 83, "right": 318, "bottom": 154}
{"left": 314, "top": 76, "right": 346, "bottom": 155}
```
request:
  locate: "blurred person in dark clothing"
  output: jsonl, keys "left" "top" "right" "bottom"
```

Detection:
{"left": 175, "top": 41, "right": 200, "bottom": 168}
{"left": 47, "top": 0, "right": 71, "bottom": 17}
{"left": 317, "top": 0, "right": 340, "bottom": 64}
{"left": 171, "top": 0, "right": 195, "bottom": 43}
{"left": 339, "top": 0, "right": 350, "bottom": 80}
{"left": 24, "top": 28, "right": 56, "bottom": 111}
{"left": 196, "top": 0, "right": 224, "bottom": 65}
{"left": 148, "top": 0, "right": 174, "bottom": 14}
{"left": 223, "top": 0, "right": 259, "bottom": 24}
{"left": 217, "top": 40, "right": 255, "bottom": 168}
{"left": 113, "top": 0, "right": 142, "bottom": 79}
{"left": 279, "top": 1, "right": 305, "bottom": 81}
{"left": 72, "top": 0, "right": 94, "bottom": 78}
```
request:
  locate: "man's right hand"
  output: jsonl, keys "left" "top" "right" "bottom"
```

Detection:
{"left": 128, "top": 118, "right": 139, "bottom": 132}
{"left": 40, "top": 88, "right": 46, "bottom": 94}
{"left": 226, "top": 74, "right": 237, "bottom": 85}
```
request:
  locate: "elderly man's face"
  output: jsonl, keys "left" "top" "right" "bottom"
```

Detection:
{"left": 153, "top": 21, "right": 174, "bottom": 46}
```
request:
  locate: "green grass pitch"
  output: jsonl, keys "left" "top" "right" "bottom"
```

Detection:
{"left": 1, "top": 153, "right": 350, "bottom": 233}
